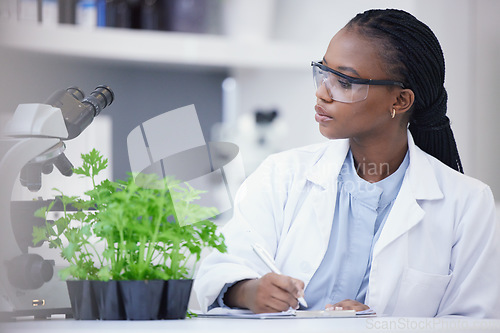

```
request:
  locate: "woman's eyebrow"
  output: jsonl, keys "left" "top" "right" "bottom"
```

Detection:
{"left": 322, "top": 57, "right": 361, "bottom": 77}
{"left": 337, "top": 66, "right": 361, "bottom": 77}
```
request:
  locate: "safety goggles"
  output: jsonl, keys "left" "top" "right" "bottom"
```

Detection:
{"left": 311, "top": 61, "right": 405, "bottom": 103}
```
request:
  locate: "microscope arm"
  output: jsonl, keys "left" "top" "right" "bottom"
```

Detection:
{"left": 1, "top": 102, "right": 68, "bottom": 260}
{"left": 0, "top": 137, "right": 60, "bottom": 260}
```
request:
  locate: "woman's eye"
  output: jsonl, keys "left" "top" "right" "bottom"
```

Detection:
{"left": 338, "top": 79, "right": 352, "bottom": 89}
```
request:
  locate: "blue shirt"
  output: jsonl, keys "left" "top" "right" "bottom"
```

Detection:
{"left": 303, "top": 149, "right": 409, "bottom": 309}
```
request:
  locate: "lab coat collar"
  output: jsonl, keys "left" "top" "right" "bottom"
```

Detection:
{"left": 305, "top": 138, "right": 349, "bottom": 189}
{"left": 405, "top": 131, "right": 444, "bottom": 200}
{"left": 305, "top": 131, "right": 444, "bottom": 201}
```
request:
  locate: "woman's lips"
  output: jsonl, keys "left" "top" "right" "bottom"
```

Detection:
{"left": 315, "top": 104, "right": 333, "bottom": 122}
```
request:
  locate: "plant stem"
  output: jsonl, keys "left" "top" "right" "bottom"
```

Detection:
{"left": 170, "top": 234, "right": 181, "bottom": 280}
{"left": 138, "top": 236, "right": 146, "bottom": 279}
{"left": 114, "top": 213, "right": 126, "bottom": 279}
{"left": 180, "top": 252, "right": 193, "bottom": 278}
{"left": 87, "top": 241, "right": 103, "bottom": 267}
{"left": 143, "top": 194, "right": 166, "bottom": 275}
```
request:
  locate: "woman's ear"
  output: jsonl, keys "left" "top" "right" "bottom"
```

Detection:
{"left": 394, "top": 89, "right": 415, "bottom": 115}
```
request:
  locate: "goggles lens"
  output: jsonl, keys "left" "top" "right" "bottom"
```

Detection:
{"left": 312, "top": 63, "right": 369, "bottom": 103}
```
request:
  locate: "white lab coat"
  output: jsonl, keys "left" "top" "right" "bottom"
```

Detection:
{"left": 194, "top": 132, "right": 500, "bottom": 318}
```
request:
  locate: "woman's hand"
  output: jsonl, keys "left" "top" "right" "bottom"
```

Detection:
{"left": 325, "top": 299, "right": 370, "bottom": 312}
{"left": 224, "top": 273, "right": 305, "bottom": 314}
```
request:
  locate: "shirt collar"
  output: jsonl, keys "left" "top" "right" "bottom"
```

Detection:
{"left": 338, "top": 150, "right": 409, "bottom": 209}
{"left": 306, "top": 130, "right": 443, "bottom": 201}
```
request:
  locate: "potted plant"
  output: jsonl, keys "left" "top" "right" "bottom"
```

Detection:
{"left": 33, "top": 149, "right": 227, "bottom": 320}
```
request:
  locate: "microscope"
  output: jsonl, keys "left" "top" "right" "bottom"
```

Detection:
{"left": 0, "top": 85, "right": 114, "bottom": 319}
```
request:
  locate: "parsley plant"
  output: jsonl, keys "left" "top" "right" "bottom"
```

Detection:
{"left": 34, "top": 149, "right": 227, "bottom": 281}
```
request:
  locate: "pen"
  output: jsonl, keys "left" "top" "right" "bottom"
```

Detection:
{"left": 252, "top": 243, "right": 308, "bottom": 308}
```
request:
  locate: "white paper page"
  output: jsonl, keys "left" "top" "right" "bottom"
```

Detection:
{"left": 196, "top": 307, "right": 296, "bottom": 319}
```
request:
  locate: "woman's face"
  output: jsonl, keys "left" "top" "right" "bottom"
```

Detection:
{"left": 314, "top": 28, "right": 402, "bottom": 140}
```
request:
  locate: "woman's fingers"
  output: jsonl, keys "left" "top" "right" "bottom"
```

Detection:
{"left": 270, "top": 273, "right": 305, "bottom": 300}
{"left": 325, "top": 299, "right": 371, "bottom": 312}
{"left": 245, "top": 273, "right": 303, "bottom": 313}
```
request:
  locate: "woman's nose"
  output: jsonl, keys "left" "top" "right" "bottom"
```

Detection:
{"left": 315, "top": 80, "right": 333, "bottom": 102}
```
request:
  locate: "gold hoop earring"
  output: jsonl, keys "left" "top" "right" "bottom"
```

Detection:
{"left": 391, "top": 108, "right": 396, "bottom": 119}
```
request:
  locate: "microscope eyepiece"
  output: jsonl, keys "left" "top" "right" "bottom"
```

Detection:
{"left": 18, "top": 85, "right": 115, "bottom": 192}
{"left": 82, "top": 85, "right": 114, "bottom": 117}
{"left": 66, "top": 86, "right": 85, "bottom": 101}
{"left": 45, "top": 85, "right": 114, "bottom": 140}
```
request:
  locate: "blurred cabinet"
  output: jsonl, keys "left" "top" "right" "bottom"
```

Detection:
{"left": 0, "top": 22, "right": 317, "bottom": 71}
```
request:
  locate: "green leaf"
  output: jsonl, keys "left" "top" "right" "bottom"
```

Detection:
{"left": 34, "top": 206, "right": 49, "bottom": 219}
{"left": 72, "top": 211, "right": 87, "bottom": 221}
{"left": 59, "top": 194, "right": 79, "bottom": 207}
{"left": 45, "top": 237, "right": 62, "bottom": 249}
{"left": 97, "top": 267, "right": 111, "bottom": 281}
{"left": 32, "top": 226, "right": 48, "bottom": 245}
{"left": 54, "top": 217, "right": 70, "bottom": 236}
{"left": 58, "top": 267, "right": 73, "bottom": 280}
{"left": 73, "top": 148, "right": 108, "bottom": 179}
{"left": 62, "top": 242, "right": 78, "bottom": 260}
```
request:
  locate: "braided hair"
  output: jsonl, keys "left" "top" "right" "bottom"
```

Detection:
{"left": 346, "top": 9, "right": 464, "bottom": 173}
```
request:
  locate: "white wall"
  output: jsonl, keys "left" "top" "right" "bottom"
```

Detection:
{"left": 412, "top": 0, "right": 476, "bottom": 174}
{"left": 473, "top": 0, "right": 500, "bottom": 198}
{"left": 411, "top": 0, "right": 500, "bottom": 198}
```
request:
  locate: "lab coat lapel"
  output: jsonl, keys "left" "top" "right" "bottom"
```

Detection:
{"left": 373, "top": 132, "right": 443, "bottom": 257}
{"left": 305, "top": 140, "right": 349, "bottom": 247}
{"left": 372, "top": 178, "right": 424, "bottom": 258}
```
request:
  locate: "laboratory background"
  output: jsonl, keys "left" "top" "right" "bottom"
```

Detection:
{"left": 0, "top": 0, "right": 499, "bottom": 228}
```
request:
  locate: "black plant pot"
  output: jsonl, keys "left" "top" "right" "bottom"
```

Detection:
{"left": 120, "top": 280, "right": 166, "bottom": 320}
{"left": 66, "top": 280, "right": 99, "bottom": 320}
{"left": 66, "top": 279, "right": 193, "bottom": 320}
{"left": 93, "top": 280, "right": 126, "bottom": 320}
{"left": 162, "top": 279, "right": 193, "bottom": 319}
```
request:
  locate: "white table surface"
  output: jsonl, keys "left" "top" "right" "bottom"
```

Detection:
{"left": 1, "top": 316, "right": 500, "bottom": 333}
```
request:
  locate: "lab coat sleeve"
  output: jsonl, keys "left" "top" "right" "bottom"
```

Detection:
{"left": 193, "top": 154, "right": 289, "bottom": 312}
{"left": 437, "top": 185, "right": 500, "bottom": 318}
